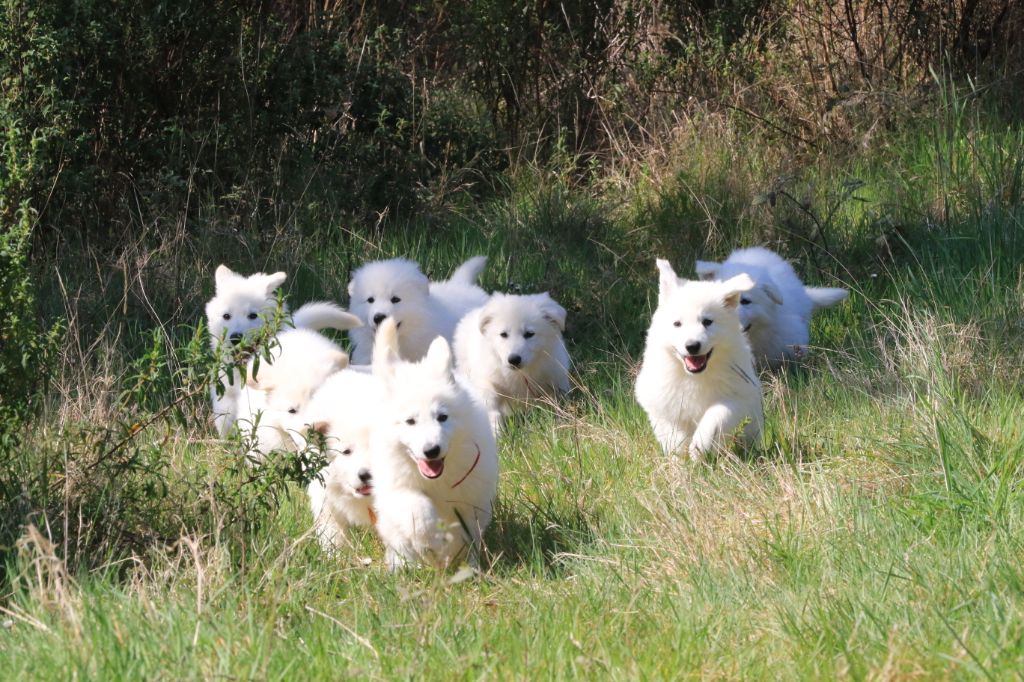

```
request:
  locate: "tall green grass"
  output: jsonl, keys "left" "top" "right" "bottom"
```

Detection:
{"left": 3, "top": 84, "right": 1024, "bottom": 678}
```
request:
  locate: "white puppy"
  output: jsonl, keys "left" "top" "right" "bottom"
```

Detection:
{"left": 635, "top": 259, "right": 762, "bottom": 461}
{"left": 369, "top": 319, "right": 498, "bottom": 570}
{"left": 347, "top": 256, "right": 488, "bottom": 365}
{"left": 453, "top": 292, "right": 570, "bottom": 429}
{"left": 205, "top": 264, "right": 361, "bottom": 435}
{"left": 235, "top": 328, "right": 350, "bottom": 462}
{"left": 302, "top": 370, "right": 385, "bottom": 553}
{"left": 695, "top": 247, "right": 848, "bottom": 369}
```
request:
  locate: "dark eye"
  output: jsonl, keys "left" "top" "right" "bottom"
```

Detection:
{"left": 523, "top": 331, "right": 535, "bottom": 339}
{"left": 701, "top": 318, "right": 713, "bottom": 327}
{"left": 437, "top": 414, "right": 448, "bottom": 423}
{"left": 247, "top": 312, "right": 258, "bottom": 320}
{"left": 288, "top": 407, "right": 298, "bottom": 414}
{"left": 405, "top": 417, "right": 416, "bottom": 425}
{"left": 367, "top": 297, "right": 375, "bottom": 304}
{"left": 341, "top": 448, "right": 352, "bottom": 456}
{"left": 500, "top": 332, "right": 509, "bottom": 338}
{"left": 740, "top": 297, "right": 751, "bottom": 305}
{"left": 672, "top": 321, "right": 681, "bottom": 328}
{"left": 223, "top": 313, "right": 231, "bottom": 320}
{"left": 390, "top": 296, "right": 401, "bottom": 304}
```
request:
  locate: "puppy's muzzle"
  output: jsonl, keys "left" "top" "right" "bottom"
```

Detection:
{"left": 229, "top": 332, "right": 244, "bottom": 345}
{"left": 423, "top": 444, "right": 442, "bottom": 460}
{"left": 507, "top": 353, "right": 522, "bottom": 368}
{"left": 372, "top": 312, "right": 387, "bottom": 326}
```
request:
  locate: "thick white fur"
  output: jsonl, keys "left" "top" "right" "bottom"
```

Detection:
{"left": 635, "top": 259, "right": 763, "bottom": 461}
{"left": 695, "top": 247, "right": 848, "bottom": 369}
{"left": 369, "top": 319, "right": 498, "bottom": 570}
{"left": 235, "top": 328, "right": 350, "bottom": 462}
{"left": 205, "top": 264, "right": 360, "bottom": 435}
{"left": 347, "top": 256, "right": 488, "bottom": 365}
{"left": 453, "top": 292, "right": 570, "bottom": 430}
{"left": 302, "top": 369, "right": 385, "bottom": 553}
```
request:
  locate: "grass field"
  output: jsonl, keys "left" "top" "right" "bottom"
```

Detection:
{"left": 2, "top": 84, "right": 1024, "bottom": 679}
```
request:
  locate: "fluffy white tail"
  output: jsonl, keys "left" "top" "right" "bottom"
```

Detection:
{"left": 446, "top": 256, "right": 488, "bottom": 285}
{"left": 292, "top": 301, "right": 362, "bottom": 331}
{"left": 805, "top": 287, "right": 849, "bottom": 311}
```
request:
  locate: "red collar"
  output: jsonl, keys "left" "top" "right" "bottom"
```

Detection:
{"left": 450, "top": 443, "right": 481, "bottom": 489}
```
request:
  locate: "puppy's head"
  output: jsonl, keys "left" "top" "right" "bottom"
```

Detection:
{"left": 478, "top": 293, "right": 566, "bottom": 370}
{"left": 373, "top": 319, "right": 461, "bottom": 480}
{"left": 315, "top": 420, "right": 376, "bottom": 500}
{"left": 247, "top": 337, "right": 349, "bottom": 435}
{"left": 347, "top": 258, "right": 430, "bottom": 333}
{"left": 695, "top": 259, "right": 782, "bottom": 335}
{"left": 205, "top": 265, "right": 287, "bottom": 349}
{"left": 653, "top": 258, "right": 754, "bottom": 374}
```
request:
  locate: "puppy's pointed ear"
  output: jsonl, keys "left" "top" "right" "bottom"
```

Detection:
{"left": 694, "top": 260, "right": 721, "bottom": 281}
{"left": 761, "top": 282, "right": 783, "bottom": 305}
{"left": 424, "top": 336, "right": 453, "bottom": 380}
{"left": 479, "top": 314, "right": 493, "bottom": 335}
{"left": 656, "top": 259, "right": 683, "bottom": 299}
{"left": 246, "top": 374, "right": 272, "bottom": 390}
{"left": 262, "top": 272, "right": 287, "bottom": 296}
{"left": 215, "top": 264, "right": 236, "bottom": 290}
{"left": 327, "top": 350, "right": 350, "bottom": 374}
{"left": 371, "top": 318, "right": 401, "bottom": 379}
{"left": 347, "top": 279, "right": 355, "bottom": 297}
{"left": 294, "top": 420, "right": 330, "bottom": 455}
{"left": 721, "top": 274, "right": 756, "bottom": 308}
{"left": 540, "top": 293, "right": 567, "bottom": 331}
{"left": 409, "top": 265, "right": 430, "bottom": 294}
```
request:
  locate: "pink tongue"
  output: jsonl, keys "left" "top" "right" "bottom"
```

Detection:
{"left": 355, "top": 485, "right": 373, "bottom": 496}
{"left": 417, "top": 458, "right": 445, "bottom": 479}
{"left": 684, "top": 354, "right": 707, "bottom": 372}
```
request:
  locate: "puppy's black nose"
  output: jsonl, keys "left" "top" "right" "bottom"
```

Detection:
{"left": 229, "top": 332, "right": 244, "bottom": 345}
{"left": 358, "top": 469, "right": 372, "bottom": 483}
{"left": 685, "top": 341, "right": 702, "bottom": 355}
{"left": 423, "top": 445, "right": 441, "bottom": 459}
{"left": 373, "top": 312, "right": 387, "bottom": 325}
{"left": 507, "top": 354, "right": 522, "bottom": 367}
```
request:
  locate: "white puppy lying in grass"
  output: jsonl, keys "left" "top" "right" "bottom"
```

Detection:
{"left": 346, "top": 256, "right": 488, "bottom": 364}
{"left": 235, "top": 328, "right": 351, "bottom": 463}
{"left": 302, "top": 369, "right": 385, "bottom": 553}
{"left": 635, "top": 259, "right": 762, "bottom": 461}
{"left": 453, "top": 292, "right": 570, "bottom": 430}
{"left": 695, "top": 247, "right": 848, "bottom": 369}
{"left": 205, "top": 264, "right": 361, "bottom": 435}
{"left": 369, "top": 319, "right": 498, "bottom": 570}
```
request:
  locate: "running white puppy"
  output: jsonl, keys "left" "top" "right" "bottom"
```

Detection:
{"left": 453, "top": 292, "right": 570, "bottom": 429}
{"left": 235, "top": 328, "right": 351, "bottom": 462}
{"left": 303, "top": 369, "right": 385, "bottom": 553}
{"left": 205, "top": 264, "right": 361, "bottom": 435}
{"left": 635, "top": 259, "right": 762, "bottom": 461}
{"left": 695, "top": 247, "right": 848, "bottom": 369}
{"left": 347, "top": 256, "right": 488, "bottom": 365}
{"left": 370, "top": 319, "right": 499, "bottom": 570}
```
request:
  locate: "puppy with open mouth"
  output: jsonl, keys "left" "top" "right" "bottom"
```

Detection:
{"left": 635, "top": 259, "right": 763, "bottom": 461}
{"left": 368, "top": 319, "right": 499, "bottom": 570}
{"left": 301, "top": 369, "right": 385, "bottom": 553}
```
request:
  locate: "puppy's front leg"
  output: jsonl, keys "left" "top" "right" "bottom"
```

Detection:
{"left": 650, "top": 417, "right": 690, "bottom": 457}
{"left": 373, "top": 489, "right": 445, "bottom": 569}
{"left": 690, "top": 403, "right": 745, "bottom": 461}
